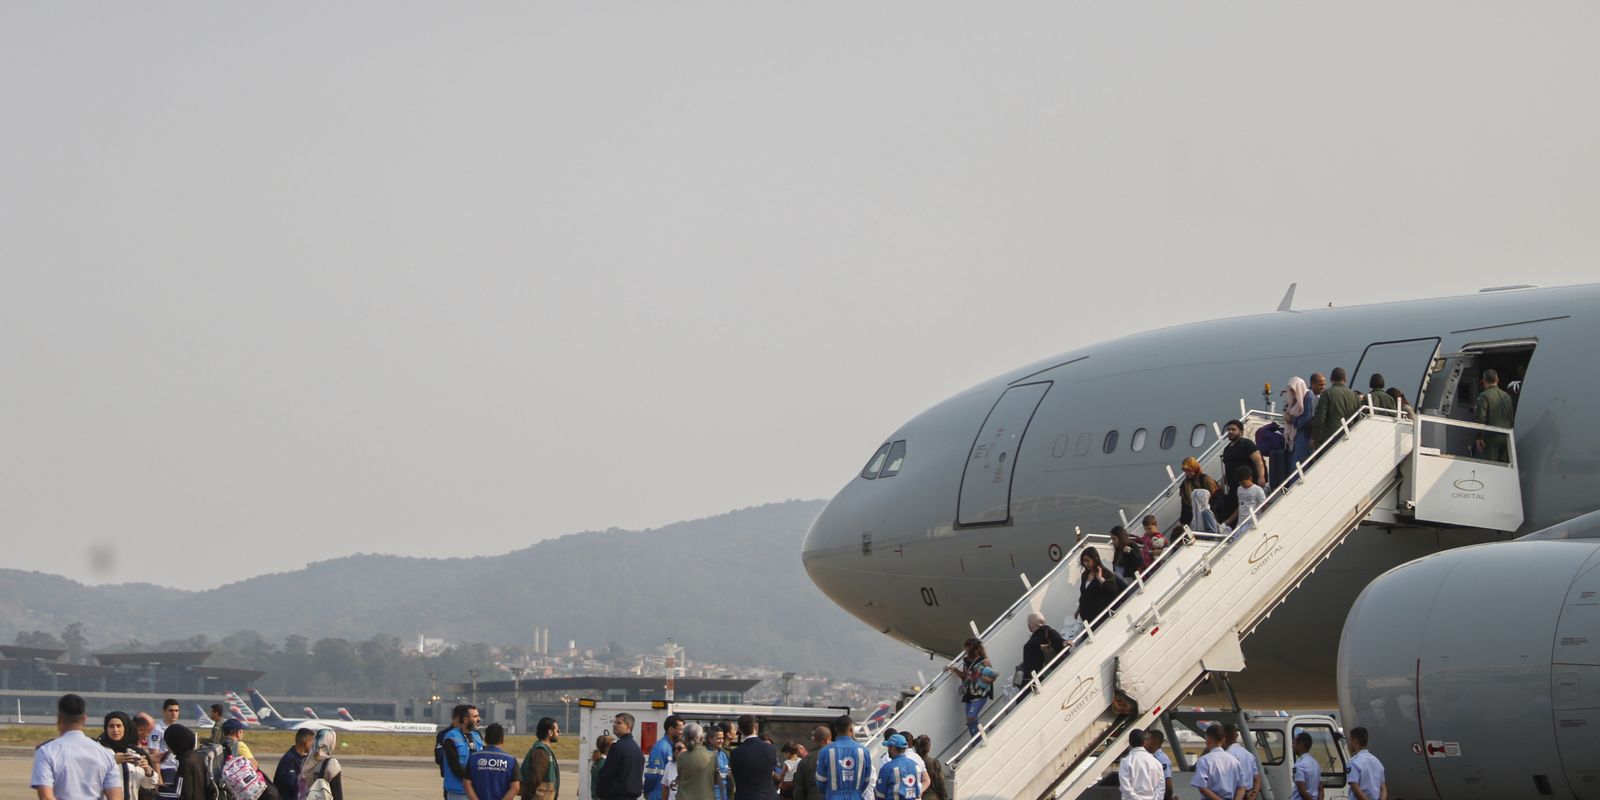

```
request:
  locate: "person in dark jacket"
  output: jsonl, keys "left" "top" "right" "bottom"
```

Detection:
{"left": 1075, "top": 547, "right": 1125, "bottom": 628}
{"left": 274, "top": 729, "right": 313, "bottom": 800}
{"left": 728, "top": 715, "right": 779, "bottom": 800}
{"left": 1020, "top": 612, "right": 1067, "bottom": 680}
{"left": 593, "top": 713, "right": 644, "bottom": 800}
{"left": 161, "top": 724, "right": 207, "bottom": 800}
{"left": 1107, "top": 525, "right": 1146, "bottom": 581}
{"left": 791, "top": 725, "right": 828, "bottom": 800}
{"left": 1310, "top": 367, "right": 1363, "bottom": 448}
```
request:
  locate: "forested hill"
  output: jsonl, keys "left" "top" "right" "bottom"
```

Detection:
{"left": 0, "top": 500, "right": 927, "bottom": 679}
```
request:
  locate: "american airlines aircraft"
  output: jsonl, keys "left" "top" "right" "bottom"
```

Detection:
{"left": 801, "top": 283, "right": 1599, "bottom": 798}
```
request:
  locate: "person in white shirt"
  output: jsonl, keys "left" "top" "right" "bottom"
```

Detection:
{"left": 1143, "top": 730, "right": 1174, "bottom": 800}
{"left": 1290, "top": 732, "right": 1320, "bottom": 800}
{"left": 31, "top": 693, "right": 121, "bottom": 800}
{"left": 1222, "top": 724, "right": 1262, "bottom": 800}
{"left": 1226, "top": 468, "right": 1268, "bottom": 537}
{"left": 1191, "top": 725, "right": 1243, "bottom": 800}
{"left": 1344, "top": 727, "right": 1386, "bottom": 800}
{"left": 1116, "top": 730, "right": 1164, "bottom": 800}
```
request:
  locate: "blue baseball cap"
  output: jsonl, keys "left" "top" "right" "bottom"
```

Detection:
{"left": 885, "top": 734, "right": 908, "bottom": 748}
{"left": 221, "top": 719, "right": 245, "bottom": 734}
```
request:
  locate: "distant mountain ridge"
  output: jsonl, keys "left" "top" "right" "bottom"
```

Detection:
{"left": 0, "top": 500, "right": 927, "bottom": 678}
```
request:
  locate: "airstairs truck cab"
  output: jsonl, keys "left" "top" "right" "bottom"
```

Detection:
{"left": 1083, "top": 711, "right": 1351, "bottom": 800}
{"left": 575, "top": 700, "right": 850, "bottom": 800}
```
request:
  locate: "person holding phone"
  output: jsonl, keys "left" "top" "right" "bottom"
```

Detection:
{"left": 1075, "top": 547, "right": 1126, "bottom": 629}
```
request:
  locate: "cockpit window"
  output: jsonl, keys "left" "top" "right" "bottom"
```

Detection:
{"left": 861, "top": 443, "right": 891, "bottom": 479}
{"left": 879, "top": 440, "right": 908, "bottom": 478}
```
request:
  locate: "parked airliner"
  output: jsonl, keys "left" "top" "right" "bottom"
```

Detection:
{"left": 802, "top": 283, "right": 1600, "bottom": 798}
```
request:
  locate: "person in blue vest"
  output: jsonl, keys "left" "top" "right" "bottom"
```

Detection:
{"left": 644, "top": 714, "right": 684, "bottom": 800}
{"left": 873, "top": 735, "right": 920, "bottom": 800}
{"left": 814, "top": 715, "right": 871, "bottom": 800}
{"left": 466, "top": 724, "right": 518, "bottom": 800}
{"left": 441, "top": 704, "right": 485, "bottom": 800}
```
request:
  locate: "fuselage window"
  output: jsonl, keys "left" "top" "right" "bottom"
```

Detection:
{"left": 1103, "top": 430, "right": 1119, "bottom": 454}
{"left": 1160, "top": 426, "right": 1177, "bottom": 449}
{"left": 861, "top": 443, "right": 890, "bottom": 479}
{"left": 1190, "top": 424, "right": 1207, "bottom": 448}
{"left": 1075, "top": 432, "right": 1092, "bottom": 457}
{"left": 1131, "top": 428, "right": 1148, "bottom": 452}
{"left": 879, "top": 440, "right": 908, "bottom": 478}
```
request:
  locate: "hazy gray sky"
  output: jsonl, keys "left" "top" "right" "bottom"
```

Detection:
{"left": 4, "top": 3, "right": 1598, "bottom": 587}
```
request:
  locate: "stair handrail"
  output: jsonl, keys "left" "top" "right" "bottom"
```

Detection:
{"left": 946, "top": 404, "right": 1400, "bottom": 769}
{"left": 873, "top": 410, "right": 1258, "bottom": 748}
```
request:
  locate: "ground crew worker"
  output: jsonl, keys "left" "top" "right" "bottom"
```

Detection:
{"left": 1290, "top": 732, "right": 1319, "bottom": 800}
{"left": 1191, "top": 725, "right": 1243, "bottom": 800}
{"left": 1222, "top": 724, "right": 1261, "bottom": 800}
{"left": 644, "top": 715, "right": 684, "bottom": 800}
{"left": 1310, "top": 368, "right": 1363, "bottom": 449}
{"left": 1474, "top": 368, "right": 1516, "bottom": 462}
{"left": 1366, "top": 374, "right": 1398, "bottom": 413}
{"left": 814, "top": 715, "right": 870, "bottom": 800}
{"left": 1344, "top": 728, "right": 1386, "bottom": 800}
{"left": 873, "top": 735, "right": 919, "bottom": 800}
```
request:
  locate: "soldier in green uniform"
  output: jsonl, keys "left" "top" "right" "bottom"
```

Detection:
{"left": 1366, "top": 374, "right": 1399, "bottom": 413}
{"left": 1310, "top": 367, "right": 1364, "bottom": 448}
{"left": 1474, "top": 368, "right": 1516, "bottom": 462}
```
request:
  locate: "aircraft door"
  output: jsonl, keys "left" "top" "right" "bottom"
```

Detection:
{"left": 957, "top": 382, "right": 1051, "bottom": 526}
{"left": 1352, "top": 337, "right": 1440, "bottom": 408}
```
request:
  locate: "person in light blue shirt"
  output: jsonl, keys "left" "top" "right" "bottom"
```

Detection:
{"left": 1144, "top": 729, "right": 1174, "bottom": 800}
{"left": 31, "top": 694, "right": 120, "bottom": 800}
{"left": 1344, "top": 727, "right": 1386, "bottom": 800}
{"left": 1223, "top": 724, "right": 1262, "bottom": 800}
{"left": 872, "top": 736, "right": 919, "bottom": 800}
{"left": 1191, "top": 725, "right": 1243, "bottom": 800}
{"left": 814, "top": 715, "right": 871, "bottom": 800}
{"left": 1290, "top": 732, "right": 1320, "bottom": 800}
{"left": 644, "top": 715, "right": 684, "bottom": 800}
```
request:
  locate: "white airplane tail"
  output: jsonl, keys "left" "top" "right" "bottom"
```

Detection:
{"left": 337, "top": 708, "right": 357, "bottom": 722}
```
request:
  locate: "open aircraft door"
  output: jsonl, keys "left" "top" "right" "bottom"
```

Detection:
{"left": 1352, "top": 337, "right": 1440, "bottom": 406}
{"left": 956, "top": 382, "right": 1050, "bottom": 526}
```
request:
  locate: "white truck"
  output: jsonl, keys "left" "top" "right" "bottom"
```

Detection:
{"left": 575, "top": 700, "right": 852, "bottom": 800}
{"left": 1082, "top": 712, "right": 1352, "bottom": 800}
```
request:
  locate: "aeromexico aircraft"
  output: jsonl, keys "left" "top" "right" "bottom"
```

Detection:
{"left": 802, "top": 283, "right": 1600, "bottom": 798}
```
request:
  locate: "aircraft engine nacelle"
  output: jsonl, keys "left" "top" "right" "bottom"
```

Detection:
{"left": 1338, "top": 540, "right": 1600, "bottom": 799}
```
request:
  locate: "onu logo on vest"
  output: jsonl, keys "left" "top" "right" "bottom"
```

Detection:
{"left": 839, "top": 757, "right": 855, "bottom": 770}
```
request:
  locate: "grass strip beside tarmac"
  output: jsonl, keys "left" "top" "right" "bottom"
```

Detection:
{"left": 0, "top": 726, "right": 580, "bottom": 761}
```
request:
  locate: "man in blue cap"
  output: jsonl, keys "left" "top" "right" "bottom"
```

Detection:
{"left": 873, "top": 735, "right": 920, "bottom": 800}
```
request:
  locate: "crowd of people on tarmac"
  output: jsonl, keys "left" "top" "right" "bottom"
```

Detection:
{"left": 28, "top": 694, "right": 342, "bottom": 800}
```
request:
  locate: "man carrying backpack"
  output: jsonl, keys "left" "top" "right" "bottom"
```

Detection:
{"left": 440, "top": 705, "right": 485, "bottom": 800}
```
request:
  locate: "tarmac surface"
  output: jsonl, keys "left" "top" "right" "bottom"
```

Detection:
{"left": 0, "top": 751, "right": 583, "bottom": 800}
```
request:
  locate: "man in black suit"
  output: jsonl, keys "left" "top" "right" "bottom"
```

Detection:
{"left": 728, "top": 714, "right": 779, "bottom": 800}
{"left": 594, "top": 712, "right": 645, "bottom": 800}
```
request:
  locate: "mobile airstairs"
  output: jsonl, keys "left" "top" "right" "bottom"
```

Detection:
{"left": 869, "top": 406, "right": 1522, "bottom": 800}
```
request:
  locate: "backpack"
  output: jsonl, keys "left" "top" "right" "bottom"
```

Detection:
{"left": 218, "top": 752, "right": 267, "bottom": 800}
{"left": 195, "top": 743, "right": 228, "bottom": 800}
{"left": 435, "top": 728, "right": 451, "bottom": 776}
{"left": 304, "top": 760, "right": 334, "bottom": 800}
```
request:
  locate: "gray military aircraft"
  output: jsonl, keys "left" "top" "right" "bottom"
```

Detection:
{"left": 802, "top": 282, "right": 1598, "bottom": 798}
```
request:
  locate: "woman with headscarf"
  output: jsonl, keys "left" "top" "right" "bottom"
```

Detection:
{"left": 1282, "top": 376, "right": 1316, "bottom": 471}
{"left": 99, "top": 711, "right": 157, "bottom": 800}
{"left": 1177, "top": 458, "right": 1220, "bottom": 528}
{"left": 1189, "top": 488, "right": 1223, "bottom": 535}
{"left": 162, "top": 723, "right": 207, "bottom": 800}
{"left": 1017, "top": 612, "right": 1067, "bottom": 687}
{"left": 299, "top": 729, "right": 343, "bottom": 800}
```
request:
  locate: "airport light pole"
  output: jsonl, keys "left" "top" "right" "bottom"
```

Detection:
{"left": 509, "top": 666, "right": 525, "bottom": 734}
{"left": 468, "top": 669, "right": 480, "bottom": 707}
{"left": 782, "top": 672, "right": 795, "bottom": 706}
{"left": 560, "top": 695, "right": 572, "bottom": 733}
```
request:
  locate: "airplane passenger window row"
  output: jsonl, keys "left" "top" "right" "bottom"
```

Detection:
{"left": 861, "top": 440, "right": 908, "bottom": 479}
{"left": 1096, "top": 424, "right": 1209, "bottom": 454}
